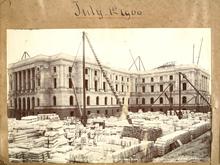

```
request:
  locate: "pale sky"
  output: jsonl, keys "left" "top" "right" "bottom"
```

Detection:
{"left": 7, "top": 28, "right": 211, "bottom": 73}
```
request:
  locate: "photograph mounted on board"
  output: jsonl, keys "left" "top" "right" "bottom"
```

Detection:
{"left": 6, "top": 28, "right": 211, "bottom": 163}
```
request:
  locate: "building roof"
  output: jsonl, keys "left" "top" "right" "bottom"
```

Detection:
{"left": 8, "top": 53, "right": 210, "bottom": 76}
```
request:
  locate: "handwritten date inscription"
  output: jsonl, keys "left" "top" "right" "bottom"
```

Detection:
{"left": 73, "top": 1, "right": 143, "bottom": 19}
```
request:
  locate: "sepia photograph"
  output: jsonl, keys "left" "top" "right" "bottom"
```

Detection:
{"left": 6, "top": 28, "right": 211, "bottom": 163}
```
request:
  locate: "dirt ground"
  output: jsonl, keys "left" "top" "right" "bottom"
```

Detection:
{"left": 153, "top": 131, "right": 211, "bottom": 163}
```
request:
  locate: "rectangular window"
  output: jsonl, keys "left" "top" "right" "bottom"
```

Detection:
{"left": 38, "top": 78, "right": 40, "bottom": 86}
{"left": 103, "top": 82, "right": 106, "bottom": 91}
{"left": 69, "top": 67, "right": 72, "bottom": 73}
{"left": 121, "top": 76, "right": 123, "bottom": 81}
{"left": 121, "top": 85, "right": 124, "bottom": 92}
{"left": 94, "top": 70, "right": 97, "bottom": 76}
{"left": 151, "top": 85, "right": 154, "bottom": 92}
{"left": 170, "top": 97, "right": 173, "bottom": 104}
{"left": 136, "top": 98, "right": 139, "bottom": 104}
{"left": 116, "top": 75, "right": 118, "bottom": 80}
{"left": 54, "top": 78, "right": 57, "bottom": 88}
{"left": 151, "top": 77, "right": 154, "bottom": 82}
{"left": 169, "top": 85, "right": 173, "bottom": 92}
{"left": 53, "top": 66, "right": 56, "bottom": 73}
{"left": 127, "top": 78, "right": 129, "bottom": 82}
{"left": 160, "top": 76, "right": 163, "bottom": 81}
{"left": 69, "top": 78, "right": 73, "bottom": 88}
{"left": 169, "top": 75, "right": 173, "bottom": 80}
{"left": 85, "top": 80, "right": 88, "bottom": 90}
{"left": 142, "top": 86, "right": 145, "bottom": 93}
{"left": 183, "top": 83, "right": 187, "bottom": 90}
{"left": 116, "top": 84, "right": 118, "bottom": 91}
{"left": 160, "top": 85, "right": 163, "bottom": 92}
{"left": 142, "top": 78, "right": 145, "bottom": 83}
{"left": 85, "top": 68, "right": 88, "bottom": 74}
{"left": 95, "top": 80, "right": 98, "bottom": 91}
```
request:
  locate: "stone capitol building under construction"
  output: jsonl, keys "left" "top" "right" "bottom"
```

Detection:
{"left": 7, "top": 52, "right": 211, "bottom": 120}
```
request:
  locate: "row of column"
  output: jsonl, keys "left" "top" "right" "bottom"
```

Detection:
{"left": 14, "top": 97, "right": 36, "bottom": 110}
{"left": 13, "top": 68, "right": 35, "bottom": 91}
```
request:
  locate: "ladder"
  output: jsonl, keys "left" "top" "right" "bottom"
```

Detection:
{"left": 85, "top": 34, "right": 122, "bottom": 106}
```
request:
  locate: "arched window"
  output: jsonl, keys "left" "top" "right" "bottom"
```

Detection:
{"left": 104, "top": 97, "right": 108, "bottom": 105}
{"left": 23, "top": 98, "right": 26, "bottom": 110}
{"left": 70, "top": 96, "right": 74, "bottom": 106}
{"left": 32, "top": 97, "right": 35, "bottom": 109}
{"left": 159, "top": 97, "right": 163, "bottom": 104}
{"left": 142, "top": 98, "right": 145, "bottom": 104}
{"left": 96, "top": 96, "right": 99, "bottom": 105}
{"left": 87, "top": 96, "right": 90, "bottom": 105}
{"left": 53, "top": 96, "right": 56, "bottom": 106}
{"left": 182, "top": 96, "right": 187, "bottom": 104}
{"left": 27, "top": 97, "right": 30, "bottom": 110}
{"left": 150, "top": 97, "right": 154, "bottom": 104}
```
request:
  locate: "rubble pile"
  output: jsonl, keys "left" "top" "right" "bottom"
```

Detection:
{"left": 8, "top": 111, "right": 211, "bottom": 163}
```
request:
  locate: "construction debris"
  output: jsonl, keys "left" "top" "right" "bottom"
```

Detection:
{"left": 8, "top": 111, "right": 211, "bottom": 163}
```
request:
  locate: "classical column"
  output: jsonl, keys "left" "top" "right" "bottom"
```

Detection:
{"left": 21, "top": 70, "right": 24, "bottom": 91}
{"left": 100, "top": 70, "right": 103, "bottom": 90}
{"left": 25, "top": 70, "right": 28, "bottom": 90}
{"left": 12, "top": 72, "right": 16, "bottom": 91}
{"left": 17, "top": 71, "right": 20, "bottom": 91}
{"left": 28, "top": 69, "right": 31, "bottom": 90}
{"left": 32, "top": 68, "right": 35, "bottom": 90}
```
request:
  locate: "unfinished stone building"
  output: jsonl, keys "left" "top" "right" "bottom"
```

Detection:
{"left": 7, "top": 53, "right": 210, "bottom": 119}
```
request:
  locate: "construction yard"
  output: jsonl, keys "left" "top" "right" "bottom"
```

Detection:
{"left": 8, "top": 110, "right": 211, "bottom": 163}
